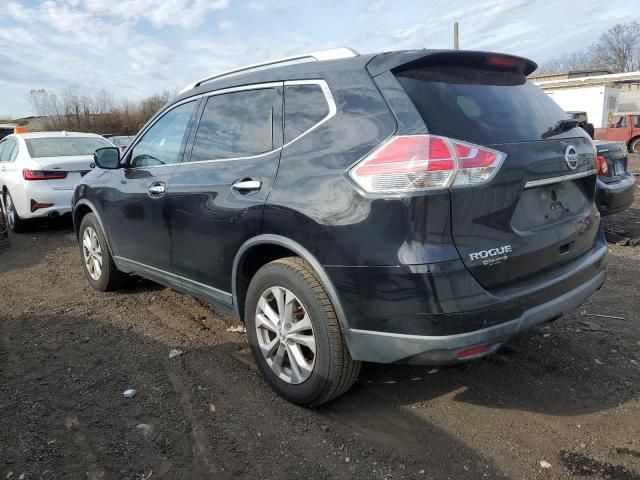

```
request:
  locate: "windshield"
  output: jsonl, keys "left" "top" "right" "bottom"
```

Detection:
{"left": 395, "top": 66, "right": 573, "bottom": 145}
{"left": 25, "top": 137, "right": 113, "bottom": 158}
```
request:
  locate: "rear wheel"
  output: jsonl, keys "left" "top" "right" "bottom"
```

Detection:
{"left": 245, "top": 257, "right": 360, "bottom": 406}
{"left": 3, "top": 191, "right": 29, "bottom": 233}
{"left": 79, "top": 213, "right": 125, "bottom": 291}
{"left": 629, "top": 137, "right": 640, "bottom": 154}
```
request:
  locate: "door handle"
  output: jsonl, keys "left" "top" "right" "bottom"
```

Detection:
{"left": 232, "top": 180, "right": 262, "bottom": 192}
{"left": 148, "top": 182, "right": 166, "bottom": 197}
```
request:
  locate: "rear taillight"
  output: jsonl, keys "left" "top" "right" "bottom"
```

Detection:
{"left": 596, "top": 155, "right": 608, "bottom": 175}
{"left": 349, "top": 135, "right": 506, "bottom": 194}
{"left": 23, "top": 169, "right": 68, "bottom": 181}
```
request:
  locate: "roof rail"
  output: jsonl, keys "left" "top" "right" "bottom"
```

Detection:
{"left": 178, "top": 47, "right": 359, "bottom": 95}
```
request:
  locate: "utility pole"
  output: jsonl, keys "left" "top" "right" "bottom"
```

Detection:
{"left": 454, "top": 22, "right": 459, "bottom": 50}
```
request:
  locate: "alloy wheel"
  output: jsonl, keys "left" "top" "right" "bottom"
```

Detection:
{"left": 255, "top": 286, "right": 316, "bottom": 384}
{"left": 82, "top": 226, "right": 103, "bottom": 281}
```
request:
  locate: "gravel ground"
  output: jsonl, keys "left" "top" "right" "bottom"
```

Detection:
{"left": 1, "top": 157, "right": 639, "bottom": 480}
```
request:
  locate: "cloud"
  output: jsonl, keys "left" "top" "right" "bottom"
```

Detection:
{"left": 218, "top": 20, "right": 237, "bottom": 32}
{"left": 80, "top": 0, "right": 230, "bottom": 28}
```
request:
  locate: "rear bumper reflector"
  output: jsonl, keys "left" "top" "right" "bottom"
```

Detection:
{"left": 30, "top": 199, "right": 54, "bottom": 212}
{"left": 524, "top": 169, "right": 596, "bottom": 189}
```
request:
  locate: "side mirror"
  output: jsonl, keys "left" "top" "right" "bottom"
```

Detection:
{"left": 94, "top": 147, "right": 120, "bottom": 169}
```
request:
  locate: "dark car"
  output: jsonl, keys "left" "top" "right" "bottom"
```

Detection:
{"left": 567, "top": 111, "right": 594, "bottom": 139}
{"left": 72, "top": 48, "right": 607, "bottom": 406}
{"left": 594, "top": 140, "right": 636, "bottom": 216}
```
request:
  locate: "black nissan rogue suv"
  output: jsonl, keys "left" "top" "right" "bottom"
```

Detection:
{"left": 73, "top": 48, "right": 607, "bottom": 406}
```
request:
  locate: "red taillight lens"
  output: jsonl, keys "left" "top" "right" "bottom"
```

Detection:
{"left": 23, "top": 169, "right": 68, "bottom": 181}
{"left": 349, "top": 135, "right": 505, "bottom": 194}
{"left": 596, "top": 155, "right": 608, "bottom": 175}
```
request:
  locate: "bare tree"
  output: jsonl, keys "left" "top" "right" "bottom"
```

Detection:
{"left": 536, "top": 21, "right": 640, "bottom": 75}
{"left": 25, "top": 88, "right": 173, "bottom": 134}
{"left": 537, "top": 50, "right": 599, "bottom": 74}
{"left": 591, "top": 21, "right": 640, "bottom": 72}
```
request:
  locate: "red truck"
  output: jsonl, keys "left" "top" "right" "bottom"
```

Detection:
{"left": 594, "top": 112, "right": 640, "bottom": 153}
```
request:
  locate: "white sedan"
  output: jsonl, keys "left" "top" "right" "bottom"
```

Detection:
{"left": 0, "top": 131, "right": 114, "bottom": 232}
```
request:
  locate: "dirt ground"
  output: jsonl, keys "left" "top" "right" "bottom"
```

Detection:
{"left": 1, "top": 159, "right": 640, "bottom": 480}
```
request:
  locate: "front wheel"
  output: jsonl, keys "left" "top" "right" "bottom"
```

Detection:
{"left": 79, "top": 213, "right": 125, "bottom": 291}
{"left": 245, "top": 257, "right": 361, "bottom": 406}
{"left": 630, "top": 137, "right": 640, "bottom": 154}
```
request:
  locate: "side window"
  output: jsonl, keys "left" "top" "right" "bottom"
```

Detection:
{"left": 190, "top": 88, "right": 277, "bottom": 162}
{"left": 0, "top": 141, "right": 5, "bottom": 161}
{"left": 615, "top": 116, "right": 627, "bottom": 128}
{"left": 0, "top": 139, "right": 16, "bottom": 162}
{"left": 129, "top": 101, "right": 197, "bottom": 168}
{"left": 8, "top": 141, "right": 18, "bottom": 162}
{"left": 284, "top": 83, "right": 330, "bottom": 143}
{"left": 633, "top": 115, "right": 640, "bottom": 128}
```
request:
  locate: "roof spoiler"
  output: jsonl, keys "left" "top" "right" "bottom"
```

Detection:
{"left": 367, "top": 50, "right": 537, "bottom": 77}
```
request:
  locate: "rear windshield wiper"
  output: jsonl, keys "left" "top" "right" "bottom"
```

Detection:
{"left": 541, "top": 119, "right": 579, "bottom": 139}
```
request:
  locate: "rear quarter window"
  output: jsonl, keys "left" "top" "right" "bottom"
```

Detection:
{"left": 284, "top": 83, "right": 330, "bottom": 143}
{"left": 395, "top": 66, "right": 571, "bottom": 145}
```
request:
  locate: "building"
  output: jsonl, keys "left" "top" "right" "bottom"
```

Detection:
{"left": 530, "top": 70, "right": 640, "bottom": 128}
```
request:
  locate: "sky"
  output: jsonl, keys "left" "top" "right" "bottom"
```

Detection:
{"left": 0, "top": 0, "right": 637, "bottom": 117}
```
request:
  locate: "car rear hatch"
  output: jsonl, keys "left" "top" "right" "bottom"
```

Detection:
{"left": 388, "top": 52, "right": 599, "bottom": 290}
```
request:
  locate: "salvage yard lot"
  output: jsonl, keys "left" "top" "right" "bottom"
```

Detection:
{"left": 1, "top": 159, "right": 640, "bottom": 480}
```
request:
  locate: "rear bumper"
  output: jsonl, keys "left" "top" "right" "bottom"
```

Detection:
{"left": 17, "top": 185, "right": 73, "bottom": 219}
{"left": 596, "top": 174, "right": 636, "bottom": 216}
{"left": 345, "top": 269, "right": 605, "bottom": 364}
{"left": 328, "top": 232, "right": 608, "bottom": 364}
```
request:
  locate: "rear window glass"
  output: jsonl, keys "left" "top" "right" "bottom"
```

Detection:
{"left": 284, "top": 84, "right": 330, "bottom": 143}
{"left": 395, "top": 66, "right": 570, "bottom": 145}
{"left": 26, "top": 137, "right": 113, "bottom": 157}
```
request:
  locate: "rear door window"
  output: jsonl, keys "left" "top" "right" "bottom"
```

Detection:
{"left": 614, "top": 116, "right": 627, "bottom": 128}
{"left": 190, "top": 88, "right": 278, "bottom": 162}
{"left": 395, "top": 66, "right": 571, "bottom": 145}
{"left": 284, "top": 83, "right": 330, "bottom": 143}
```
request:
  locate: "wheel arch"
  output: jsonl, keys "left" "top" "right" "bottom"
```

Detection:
{"left": 628, "top": 135, "right": 640, "bottom": 153}
{"left": 232, "top": 235, "right": 353, "bottom": 346}
{"left": 73, "top": 199, "right": 114, "bottom": 257}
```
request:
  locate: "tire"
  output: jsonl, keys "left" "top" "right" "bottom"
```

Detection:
{"left": 3, "top": 190, "right": 29, "bottom": 233}
{"left": 245, "top": 257, "right": 361, "bottom": 406}
{"left": 629, "top": 137, "right": 640, "bottom": 154}
{"left": 79, "top": 213, "right": 125, "bottom": 291}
